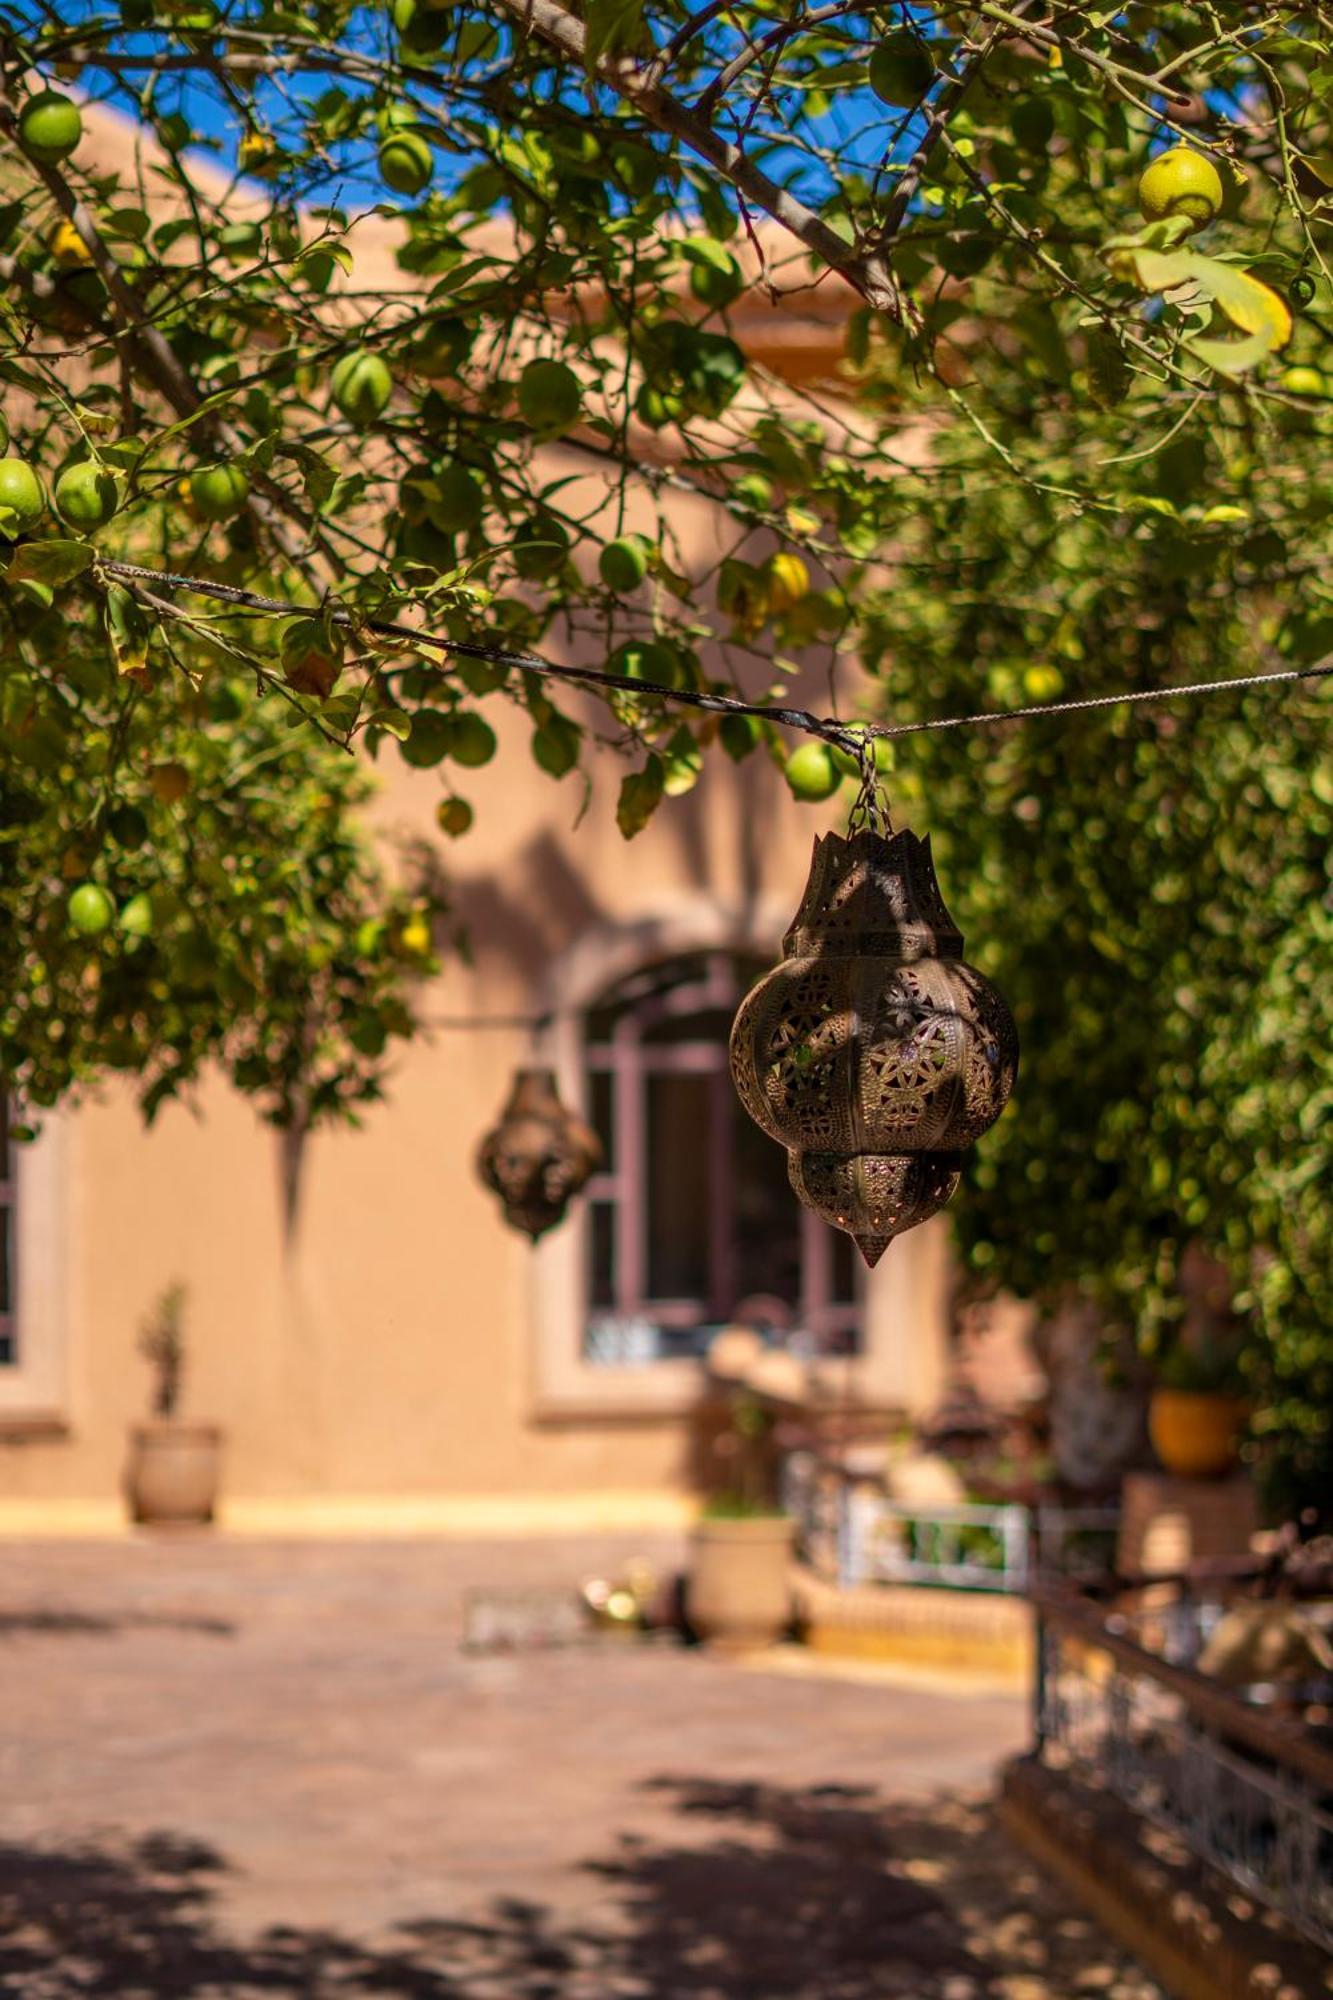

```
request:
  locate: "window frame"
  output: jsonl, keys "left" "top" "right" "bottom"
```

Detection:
{"left": 0, "top": 1113, "right": 71, "bottom": 1430}
{"left": 526, "top": 903, "right": 953, "bottom": 1422}
{"left": 582, "top": 951, "right": 860, "bottom": 1354}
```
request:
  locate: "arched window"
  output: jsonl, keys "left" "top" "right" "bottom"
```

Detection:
{"left": 581, "top": 952, "right": 860, "bottom": 1365}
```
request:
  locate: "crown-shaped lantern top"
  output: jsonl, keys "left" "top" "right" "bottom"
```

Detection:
{"left": 782, "top": 828, "right": 964, "bottom": 963}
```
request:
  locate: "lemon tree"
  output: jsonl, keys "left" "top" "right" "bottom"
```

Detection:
{"left": 1, "top": 0, "right": 1329, "bottom": 854}
{"left": 857, "top": 365, "right": 1333, "bottom": 1519}
{"left": 0, "top": 593, "right": 439, "bottom": 1128}
{"left": 1, "top": 3, "right": 1332, "bottom": 1486}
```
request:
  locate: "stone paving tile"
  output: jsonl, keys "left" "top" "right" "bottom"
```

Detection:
{"left": 0, "top": 1536, "right": 1164, "bottom": 1998}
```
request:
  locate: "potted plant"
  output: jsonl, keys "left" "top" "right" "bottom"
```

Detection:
{"left": 1146, "top": 1247, "right": 1250, "bottom": 1480}
{"left": 124, "top": 1284, "right": 223, "bottom": 1526}
{"left": 687, "top": 1377, "right": 795, "bottom": 1650}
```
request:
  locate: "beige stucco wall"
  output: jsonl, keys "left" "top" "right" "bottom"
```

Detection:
{"left": 0, "top": 685, "right": 956, "bottom": 1525}
{"left": 0, "top": 111, "right": 955, "bottom": 1526}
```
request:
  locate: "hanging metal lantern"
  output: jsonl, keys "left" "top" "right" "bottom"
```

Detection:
{"left": 729, "top": 805, "right": 1018, "bottom": 1269}
{"left": 477, "top": 1067, "right": 602, "bottom": 1239}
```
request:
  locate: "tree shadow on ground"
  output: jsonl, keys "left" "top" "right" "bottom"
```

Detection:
{"left": 0, "top": 1608, "right": 235, "bottom": 1639}
{"left": 0, "top": 1778, "right": 1130, "bottom": 1999}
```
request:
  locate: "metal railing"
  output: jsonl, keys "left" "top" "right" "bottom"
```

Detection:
{"left": 1033, "top": 1591, "right": 1333, "bottom": 1953}
{"left": 781, "top": 1463, "right": 1121, "bottom": 1593}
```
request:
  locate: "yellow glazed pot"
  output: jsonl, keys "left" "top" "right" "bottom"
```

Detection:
{"left": 1148, "top": 1390, "right": 1248, "bottom": 1480}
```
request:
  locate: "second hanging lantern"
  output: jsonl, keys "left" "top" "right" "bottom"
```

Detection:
{"left": 729, "top": 818, "right": 1018, "bottom": 1267}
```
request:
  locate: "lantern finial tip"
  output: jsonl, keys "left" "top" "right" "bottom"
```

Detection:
{"left": 852, "top": 1231, "right": 892, "bottom": 1269}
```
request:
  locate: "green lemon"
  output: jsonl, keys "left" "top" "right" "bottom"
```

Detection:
{"left": 436, "top": 797, "right": 474, "bottom": 837}
{"left": 398, "top": 518, "right": 454, "bottom": 567}
{"left": 400, "top": 710, "right": 455, "bottom": 768}
{"left": 0, "top": 458, "right": 47, "bottom": 535}
{"left": 188, "top": 463, "right": 250, "bottom": 521}
{"left": 609, "top": 638, "right": 678, "bottom": 684}
{"left": 513, "top": 514, "right": 569, "bottom": 579}
{"left": 217, "top": 220, "right": 263, "bottom": 261}
{"left": 450, "top": 712, "right": 497, "bottom": 767}
{"left": 517, "top": 358, "right": 581, "bottom": 434}
{"left": 379, "top": 131, "right": 433, "bottom": 197}
{"left": 1011, "top": 95, "right": 1055, "bottom": 155}
{"left": 784, "top": 741, "right": 841, "bottom": 802}
{"left": 732, "top": 472, "right": 775, "bottom": 513}
{"left": 599, "top": 534, "right": 651, "bottom": 593}
{"left": 868, "top": 32, "right": 935, "bottom": 108}
{"left": 54, "top": 461, "right": 121, "bottom": 531}
{"left": 635, "top": 383, "right": 673, "bottom": 429}
{"left": 68, "top": 882, "right": 114, "bottom": 935}
{"left": 18, "top": 91, "right": 83, "bottom": 166}
{"left": 106, "top": 803, "right": 149, "bottom": 849}
{"left": 391, "top": 0, "right": 453, "bottom": 52}
{"left": 119, "top": 892, "right": 155, "bottom": 937}
{"left": 937, "top": 232, "right": 992, "bottom": 279}
{"left": 330, "top": 349, "right": 393, "bottom": 425}
{"left": 1280, "top": 365, "right": 1327, "bottom": 398}
{"left": 208, "top": 680, "right": 246, "bottom": 723}
{"left": 687, "top": 242, "right": 744, "bottom": 308}
{"left": 348, "top": 1014, "right": 388, "bottom": 1057}
{"left": 410, "top": 316, "right": 471, "bottom": 376}
{"left": 1137, "top": 147, "right": 1224, "bottom": 231}
{"left": 427, "top": 465, "right": 485, "bottom": 534}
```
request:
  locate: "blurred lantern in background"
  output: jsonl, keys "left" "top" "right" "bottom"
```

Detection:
{"left": 476, "top": 1066, "right": 602, "bottom": 1238}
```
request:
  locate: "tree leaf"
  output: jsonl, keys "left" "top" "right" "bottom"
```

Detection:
{"left": 1122, "top": 247, "right": 1292, "bottom": 370}
{"left": 616, "top": 754, "right": 665, "bottom": 838}
{"left": 584, "top": 0, "right": 650, "bottom": 69}
{"left": 4, "top": 541, "right": 93, "bottom": 586}
{"left": 531, "top": 714, "right": 581, "bottom": 778}
{"left": 104, "top": 584, "right": 153, "bottom": 683}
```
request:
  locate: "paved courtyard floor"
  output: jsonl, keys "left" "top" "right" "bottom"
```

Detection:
{"left": 0, "top": 1535, "right": 1164, "bottom": 1998}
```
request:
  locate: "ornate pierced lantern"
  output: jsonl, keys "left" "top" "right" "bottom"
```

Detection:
{"left": 477, "top": 1066, "right": 602, "bottom": 1239}
{"left": 729, "top": 821, "right": 1018, "bottom": 1268}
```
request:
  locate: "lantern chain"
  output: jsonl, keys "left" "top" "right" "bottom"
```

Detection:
{"left": 846, "top": 733, "right": 892, "bottom": 837}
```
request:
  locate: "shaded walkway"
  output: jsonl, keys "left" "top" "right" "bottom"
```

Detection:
{"left": 0, "top": 1537, "right": 1161, "bottom": 1997}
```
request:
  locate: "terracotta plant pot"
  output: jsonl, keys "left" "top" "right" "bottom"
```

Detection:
{"left": 687, "top": 1514, "right": 795, "bottom": 1650}
{"left": 125, "top": 1421, "right": 223, "bottom": 1526}
{"left": 1148, "top": 1389, "right": 1248, "bottom": 1480}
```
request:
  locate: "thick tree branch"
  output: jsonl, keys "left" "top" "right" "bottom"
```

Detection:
{"left": 489, "top": 0, "right": 915, "bottom": 324}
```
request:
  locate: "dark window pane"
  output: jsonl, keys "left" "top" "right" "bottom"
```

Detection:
{"left": 0, "top": 1203, "right": 11, "bottom": 1316}
{"left": 642, "top": 1006, "right": 735, "bottom": 1049}
{"left": 590, "top": 1071, "right": 614, "bottom": 1170}
{"left": 589, "top": 1202, "right": 614, "bottom": 1308}
{"left": 730, "top": 1097, "right": 803, "bottom": 1312}
{"left": 647, "top": 1074, "right": 710, "bottom": 1300}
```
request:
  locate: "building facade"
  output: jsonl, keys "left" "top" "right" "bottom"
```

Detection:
{"left": 0, "top": 113, "right": 954, "bottom": 1532}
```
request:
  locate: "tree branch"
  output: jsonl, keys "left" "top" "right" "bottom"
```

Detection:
{"left": 488, "top": 0, "right": 915, "bottom": 323}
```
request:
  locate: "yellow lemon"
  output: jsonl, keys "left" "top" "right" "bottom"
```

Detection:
{"left": 1137, "top": 147, "right": 1224, "bottom": 231}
